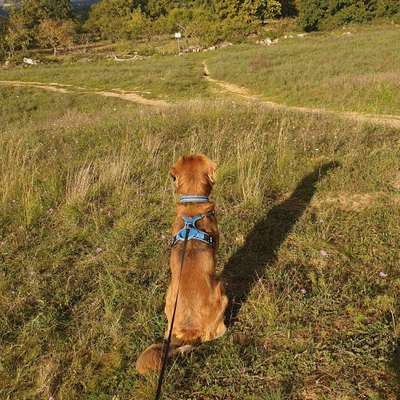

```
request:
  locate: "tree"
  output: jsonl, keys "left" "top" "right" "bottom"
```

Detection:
{"left": 240, "top": 0, "right": 281, "bottom": 20}
{"left": 145, "top": 0, "right": 177, "bottom": 18}
{"left": 213, "top": 0, "right": 241, "bottom": 20}
{"left": 298, "top": 0, "right": 328, "bottom": 31}
{"left": 0, "top": 16, "right": 8, "bottom": 61}
{"left": 19, "top": 0, "right": 72, "bottom": 28}
{"left": 37, "top": 18, "right": 74, "bottom": 55}
{"left": 213, "top": 0, "right": 281, "bottom": 22}
{"left": 376, "top": 0, "right": 400, "bottom": 16}
{"left": 4, "top": 12, "right": 32, "bottom": 57}
{"left": 130, "top": 9, "right": 152, "bottom": 40}
{"left": 85, "top": 0, "right": 133, "bottom": 41}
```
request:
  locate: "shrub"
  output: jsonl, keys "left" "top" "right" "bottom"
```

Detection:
{"left": 298, "top": 0, "right": 400, "bottom": 31}
{"left": 129, "top": 9, "right": 152, "bottom": 40}
{"left": 0, "top": 16, "right": 7, "bottom": 61}
{"left": 183, "top": 9, "right": 222, "bottom": 47}
{"left": 376, "top": 0, "right": 400, "bottom": 16}
{"left": 320, "top": 1, "right": 372, "bottom": 30}
{"left": 214, "top": 0, "right": 282, "bottom": 21}
{"left": 278, "top": 0, "right": 299, "bottom": 16}
{"left": 165, "top": 8, "right": 195, "bottom": 33}
{"left": 84, "top": 0, "right": 133, "bottom": 41}
{"left": 298, "top": 0, "right": 329, "bottom": 31}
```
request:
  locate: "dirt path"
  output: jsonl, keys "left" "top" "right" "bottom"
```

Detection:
{"left": 0, "top": 80, "right": 169, "bottom": 107}
{"left": 3, "top": 69, "right": 400, "bottom": 128}
{"left": 203, "top": 62, "right": 400, "bottom": 129}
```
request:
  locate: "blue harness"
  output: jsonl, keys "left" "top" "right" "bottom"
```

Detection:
{"left": 171, "top": 195, "right": 215, "bottom": 247}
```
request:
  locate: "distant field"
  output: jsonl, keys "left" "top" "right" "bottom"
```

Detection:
{"left": 205, "top": 25, "right": 400, "bottom": 115}
{"left": 1, "top": 25, "right": 399, "bottom": 114}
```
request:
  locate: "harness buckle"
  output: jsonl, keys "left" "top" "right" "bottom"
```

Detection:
{"left": 171, "top": 212, "right": 214, "bottom": 247}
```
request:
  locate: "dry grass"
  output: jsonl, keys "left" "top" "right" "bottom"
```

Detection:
{"left": 66, "top": 162, "right": 94, "bottom": 205}
{"left": 0, "top": 41, "right": 399, "bottom": 399}
{"left": 206, "top": 25, "right": 400, "bottom": 115}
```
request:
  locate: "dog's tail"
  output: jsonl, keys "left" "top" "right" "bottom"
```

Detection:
{"left": 136, "top": 341, "right": 193, "bottom": 375}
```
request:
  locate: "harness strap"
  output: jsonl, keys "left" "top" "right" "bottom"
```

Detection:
{"left": 171, "top": 211, "right": 215, "bottom": 247}
{"left": 155, "top": 228, "right": 190, "bottom": 400}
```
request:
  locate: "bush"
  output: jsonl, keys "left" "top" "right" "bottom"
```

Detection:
{"left": 298, "top": 0, "right": 328, "bottom": 31}
{"left": 0, "top": 16, "right": 7, "bottom": 62}
{"left": 376, "top": 0, "right": 400, "bottom": 16}
{"left": 165, "top": 8, "right": 195, "bottom": 33}
{"left": 320, "top": 1, "right": 372, "bottom": 30}
{"left": 129, "top": 9, "right": 152, "bottom": 40}
{"left": 84, "top": 0, "right": 133, "bottom": 41}
{"left": 278, "top": 0, "right": 299, "bottom": 16}
{"left": 298, "top": 0, "right": 400, "bottom": 31}
{"left": 184, "top": 9, "right": 222, "bottom": 47}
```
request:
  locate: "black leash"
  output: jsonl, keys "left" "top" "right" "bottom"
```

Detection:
{"left": 154, "top": 227, "right": 190, "bottom": 400}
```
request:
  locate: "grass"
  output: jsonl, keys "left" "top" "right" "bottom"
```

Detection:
{"left": 205, "top": 24, "right": 400, "bottom": 115}
{"left": 1, "top": 24, "right": 400, "bottom": 399}
{"left": 1, "top": 24, "right": 400, "bottom": 113}
{"left": 0, "top": 83, "right": 399, "bottom": 399}
{"left": 0, "top": 55, "right": 208, "bottom": 101}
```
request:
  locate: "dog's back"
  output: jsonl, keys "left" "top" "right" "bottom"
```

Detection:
{"left": 167, "top": 210, "right": 227, "bottom": 343}
{"left": 136, "top": 155, "right": 227, "bottom": 375}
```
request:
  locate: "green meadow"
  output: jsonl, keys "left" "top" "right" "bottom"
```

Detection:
{"left": 0, "top": 24, "right": 399, "bottom": 400}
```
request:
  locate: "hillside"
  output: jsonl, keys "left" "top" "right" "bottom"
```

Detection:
{"left": 0, "top": 25, "right": 399, "bottom": 400}
{"left": 1, "top": 25, "right": 399, "bottom": 116}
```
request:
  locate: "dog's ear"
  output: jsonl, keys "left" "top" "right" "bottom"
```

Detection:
{"left": 207, "top": 160, "right": 217, "bottom": 185}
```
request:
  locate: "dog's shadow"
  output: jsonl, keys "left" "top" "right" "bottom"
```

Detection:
{"left": 221, "top": 162, "right": 338, "bottom": 326}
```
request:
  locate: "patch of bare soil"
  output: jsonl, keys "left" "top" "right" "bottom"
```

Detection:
{"left": 98, "top": 90, "right": 168, "bottom": 107}
{"left": 0, "top": 80, "right": 168, "bottom": 107}
{"left": 0, "top": 80, "right": 70, "bottom": 93}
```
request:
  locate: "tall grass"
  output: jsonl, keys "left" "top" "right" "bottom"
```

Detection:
{"left": 0, "top": 86, "right": 399, "bottom": 399}
{"left": 206, "top": 25, "right": 400, "bottom": 115}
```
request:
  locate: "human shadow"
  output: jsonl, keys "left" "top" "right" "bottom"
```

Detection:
{"left": 221, "top": 162, "right": 338, "bottom": 326}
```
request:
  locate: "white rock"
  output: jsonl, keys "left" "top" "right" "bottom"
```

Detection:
{"left": 23, "top": 57, "right": 38, "bottom": 65}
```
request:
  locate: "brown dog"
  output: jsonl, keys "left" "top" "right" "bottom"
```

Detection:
{"left": 136, "top": 154, "right": 228, "bottom": 374}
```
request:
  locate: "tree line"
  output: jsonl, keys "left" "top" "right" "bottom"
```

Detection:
{"left": 0, "top": 0, "right": 399, "bottom": 60}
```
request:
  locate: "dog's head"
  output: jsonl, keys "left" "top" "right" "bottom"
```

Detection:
{"left": 170, "top": 154, "right": 216, "bottom": 196}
